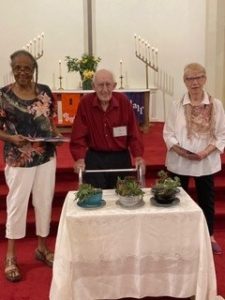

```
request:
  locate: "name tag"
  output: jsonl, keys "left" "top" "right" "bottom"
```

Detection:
{"left": 113, "top": 126, "right": 127, "bottom": 137}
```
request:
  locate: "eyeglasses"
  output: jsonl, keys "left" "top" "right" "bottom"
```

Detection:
{"left": 185, "top": 75, "right": 205, "bottom": 83}
{"left": 12, "top": 65, "right": 34, "bottom": 74}
{"left": 95, "top": 82, "right": 114, "bottom": 90}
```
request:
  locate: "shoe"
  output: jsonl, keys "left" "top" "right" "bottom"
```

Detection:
{"left": 211, "top": 241, "right": 223, "bottom": 255}
{"left": 35, "top": 248, "right": 54, "bottom": 267}
{"left": 5, "top": 257, "right": 22, "bottom": 282}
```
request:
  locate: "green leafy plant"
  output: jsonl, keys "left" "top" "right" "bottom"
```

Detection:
{"left": 75, "top": 183, "right": 102, "bottom": 204}
{"left": 65, "top": 53, "right": 101, "bottom": 81}
{"left": 152, "top": 170, "right": 181, "bottom": 200}
{"left": 116, "top": 176, "right": 145, "bottom": 197}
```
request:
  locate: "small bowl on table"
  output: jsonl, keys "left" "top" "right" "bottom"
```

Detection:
{"left": 80, "top": 192, "right": 103, "bottom": 206}
{"left": 118, "top": 195, "right": 143, "bottom": 208}
{"left": 151, "top": 188, "right": 179, "bottom": 205}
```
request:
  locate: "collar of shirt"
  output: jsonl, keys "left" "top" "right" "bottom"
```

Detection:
{"left": 92, "top": 92, "right": 120, "bottom": 110}
{"left": 182, "top": 91, "right": 210, "bottom": 105}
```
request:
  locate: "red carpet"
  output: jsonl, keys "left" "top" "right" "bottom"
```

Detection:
{"left": 0, "top": 122, "right": 225, "bottom": 300}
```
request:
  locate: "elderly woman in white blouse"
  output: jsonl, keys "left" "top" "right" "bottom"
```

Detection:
{"left": 163, "top": 62, "right": 225, "bottom": 254}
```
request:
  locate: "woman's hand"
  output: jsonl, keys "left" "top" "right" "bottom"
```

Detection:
{"left": 172, "top": 144, "right": 199, "bottom": 160}
{"left": 8, "top": 135, "right": 27, "bottom": 147}
{"left": 195, "top": 150, "right": 210, "bottom": 160}
{"left": 196, "top": 145, "right": 216, "bottom": 160}
{"left": 172, "top": 144, "right": 216, "bottom": 160}
{"left": 172, "top": 144, "right": 189, "bottom": 157}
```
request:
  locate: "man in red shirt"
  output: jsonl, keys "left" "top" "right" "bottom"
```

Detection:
{"left": 70, "top": 69, "right": 145, "bottom": 189}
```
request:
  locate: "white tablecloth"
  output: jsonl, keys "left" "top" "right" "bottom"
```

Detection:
{"left": 50, "top": 188, "right": 221, "bottom": 300}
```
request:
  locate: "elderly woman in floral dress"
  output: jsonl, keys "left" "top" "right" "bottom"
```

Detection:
{"left": 0, "top": 50, "right": 61, "bottom": 282}
{"left": 163, "top": 62, "right": 225, "bottom": 254}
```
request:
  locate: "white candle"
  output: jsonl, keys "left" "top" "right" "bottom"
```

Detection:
{"left": 138, "top": 36, "right": 141, "bottom": 55}
{"left": 134, "top": 34, "right": 137, "bottom": 53}
{"left": 120, "top": 59, "right": 123, "bottom": 76}
{"left": 155, "top": 48, "right": 158, "bottom": 69}
{"left": 29, "top": 41, "right": 33, "bottom": 54}
{"left": 41, "top": 32, "right": 44, "bottom": 53}
{"left": 59, "top": 60, "right": 62, "bottom": 77}
{"left": 151, "top": 47, "right": 155, "bottom": 67}
{"left": 145, "top": 41, "right": 148, "bottom": 61}
{"left": 37, "top": 35, "right": 41, "bottom": 54}
{"left": 33, "top": 38, "right": 37, "bottom": 57}
{"left": 147, "top": 44, "right": 151, "bottom": 63}
{"left": 141, "top": 39, "right": 145, "bottom": 58}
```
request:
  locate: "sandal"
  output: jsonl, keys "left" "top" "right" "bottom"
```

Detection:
{"left": 35, "top": 248, "right": 54, "bottom": 267}
{"left": 211, "top": 241, "right": 223, "bottom": 255}
{"left": 5, "top": 257, "right": 22, "bottom": 282}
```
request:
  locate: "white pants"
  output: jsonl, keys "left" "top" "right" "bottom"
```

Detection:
{"left": 5, "top": 157, "right": 56, "bottom": 239}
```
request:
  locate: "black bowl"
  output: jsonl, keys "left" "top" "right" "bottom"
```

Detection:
{"left": 152, "top": 188, "right": 179, "bottom": 204}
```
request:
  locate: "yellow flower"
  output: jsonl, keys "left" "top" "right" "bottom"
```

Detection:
{"left": 83, "top": 70, "right": 95, "bottom": 80}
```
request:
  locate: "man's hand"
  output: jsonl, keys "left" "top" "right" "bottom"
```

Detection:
{"left": 135, "top": 157, "right": 146, "bottom": 175}
{"left": 74, "top": 158, "right": 85, "bottom": 173}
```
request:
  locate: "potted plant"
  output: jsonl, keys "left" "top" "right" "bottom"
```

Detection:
{"left": 75, "top": 183, "right": 103, "bottom": 206}
{"left": 65, "top": 53, "right": 101, "bottom": 90}
{"left": 116, "top": 176, "right": 145, "bottom": 207}
{"left": 151, "top": 170, "right": 181, "bottom": 204}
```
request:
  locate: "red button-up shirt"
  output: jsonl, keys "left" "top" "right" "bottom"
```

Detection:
{"left": 70, "top": 92, "right": 144, "bottom": 160}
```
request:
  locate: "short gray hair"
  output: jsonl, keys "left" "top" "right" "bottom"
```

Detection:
{"left": 184, "top": 63, "right": 206, "bottom": 78}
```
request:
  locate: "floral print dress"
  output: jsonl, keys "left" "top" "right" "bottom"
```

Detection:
{"left": 0, "top": 84, "right": 56, "bottom": 167}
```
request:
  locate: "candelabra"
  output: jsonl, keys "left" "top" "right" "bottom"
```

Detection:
{"left": 23, "top": 32, "right": 44, "bottom": 60}
{"left": 134, "top": 34, "right": 159, "bottom": 89}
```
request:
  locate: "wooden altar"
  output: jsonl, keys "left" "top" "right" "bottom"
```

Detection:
{"left": 52, "top": 88, "right": 157, "bottom": 132}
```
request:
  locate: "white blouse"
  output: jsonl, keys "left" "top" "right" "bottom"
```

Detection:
{"left": 163, "top": 92, "right": 225, "bottom": 176}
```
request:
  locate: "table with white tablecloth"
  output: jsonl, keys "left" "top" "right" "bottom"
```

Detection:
{"left": 50, "top": 188, "right": 221, "bottom": 300}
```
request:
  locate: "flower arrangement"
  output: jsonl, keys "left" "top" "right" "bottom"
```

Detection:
{"left": 65, "top": 53, "right": 101, "bottom": 89}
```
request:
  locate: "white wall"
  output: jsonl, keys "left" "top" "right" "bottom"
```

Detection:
{"left": 0, "top": 0, "right": 207, "bottom": 121}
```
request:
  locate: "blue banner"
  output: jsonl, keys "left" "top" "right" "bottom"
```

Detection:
{"left": 125, "top": 92, "right": 145, "bottom": 123}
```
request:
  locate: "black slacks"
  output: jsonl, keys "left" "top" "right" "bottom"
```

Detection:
{"left": 171, "top": 172, "right": 215, "bottom": 236}
{"left": 84, "top": 149, "right": 132, "bottom": 189}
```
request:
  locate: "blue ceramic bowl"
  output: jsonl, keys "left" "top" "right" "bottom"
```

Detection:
{"left": 82, "top": 192, "right": 103, "bottom": 205}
